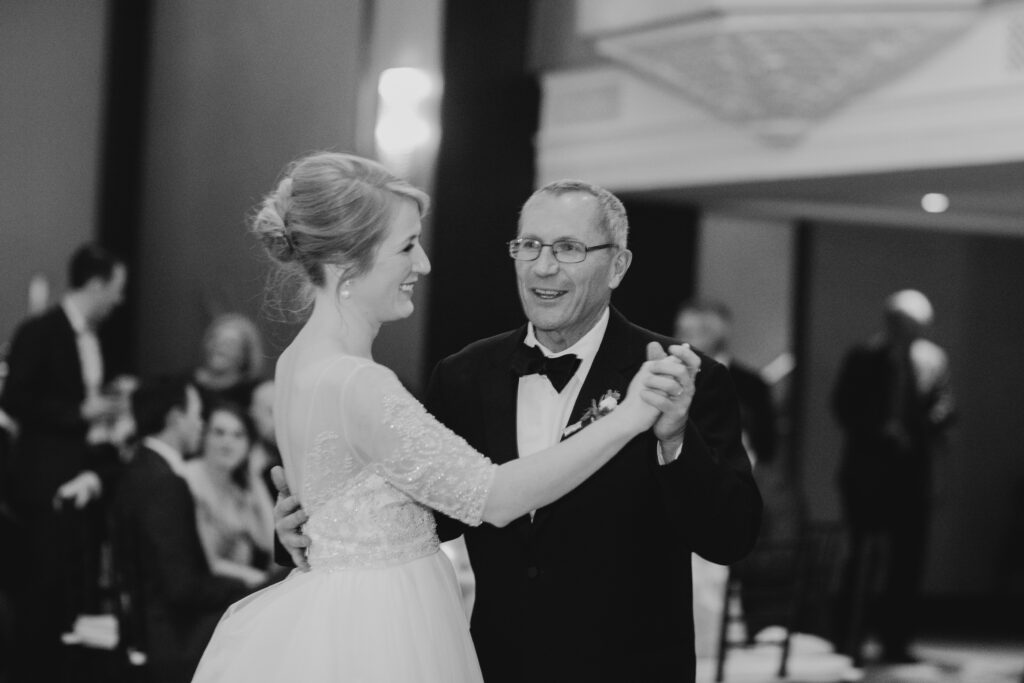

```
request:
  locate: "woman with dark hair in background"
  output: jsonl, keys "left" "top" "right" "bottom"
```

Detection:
{"left": 184, "top": 402, "right": 276, "bottom": 589}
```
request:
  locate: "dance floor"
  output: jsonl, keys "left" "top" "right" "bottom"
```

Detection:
{"left": 700, "top": 635, "right": 1024, "bottom": 683}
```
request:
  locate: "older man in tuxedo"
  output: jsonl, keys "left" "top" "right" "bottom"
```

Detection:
{"left": 276, "top": 180, "right": 762, "bottom": 682}
{"left": 0, "top": 243, "right": 128, "bottom": 681}
{"left": 832, "top": 289, "right": 955, "bottom": 664}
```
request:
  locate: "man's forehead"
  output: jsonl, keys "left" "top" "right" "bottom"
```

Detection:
{"left": 520, "top": 194, "right": 600, "bottom": 237}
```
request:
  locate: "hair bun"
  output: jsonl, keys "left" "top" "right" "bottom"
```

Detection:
{"left": 254, "top": 177, "right": 297, "bottom": 263}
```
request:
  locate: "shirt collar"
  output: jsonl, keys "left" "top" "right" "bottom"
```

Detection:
{"left": 525, "top": 307, "right": 610, "bottom": 365}
{"left": 61, "top": 297, "right": 90, "bottom": 335}
{"left": 143, "top": 436, "right": 188, "bottom": 479}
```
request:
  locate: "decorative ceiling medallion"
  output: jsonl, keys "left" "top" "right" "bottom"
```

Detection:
{"left": 594, "top": 8, "right": 978, "bottom": 144}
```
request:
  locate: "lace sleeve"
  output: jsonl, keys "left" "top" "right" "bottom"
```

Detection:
{"left": 341, "top": 363, "right": 497, "bottom": 526}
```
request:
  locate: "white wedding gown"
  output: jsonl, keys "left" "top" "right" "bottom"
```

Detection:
{"left": 192, "top": 354, "right": 497, "bottom": 682}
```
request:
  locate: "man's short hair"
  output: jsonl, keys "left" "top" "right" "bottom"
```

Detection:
{"left": 676, "top": 297, "right": 732, "bottom": 323}
{"left": 522, "top": 179, "right": 630, "bottom": 248}
{"left": 68, "top": 243, "right": 123, "bottom": 289}
{"left": 131, "top": 377, "right": 192, "bottom": 439}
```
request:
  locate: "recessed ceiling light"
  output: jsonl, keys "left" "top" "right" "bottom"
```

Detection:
{"left": 921, "top": 193, "right": 949, "bottom": 213}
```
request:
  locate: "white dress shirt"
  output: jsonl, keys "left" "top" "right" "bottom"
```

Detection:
{"left": 515, "top": 308, "right": 681, "bottom": 484}
{"left": 62, "top": 298, "right": 103, "bottom": 401}
{"left": 516, "top": 309, "right": 610, "bottom": 462}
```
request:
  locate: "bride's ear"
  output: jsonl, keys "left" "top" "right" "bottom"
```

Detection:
{"left": 324, "top": 263, "right": 347, "bottom": 282}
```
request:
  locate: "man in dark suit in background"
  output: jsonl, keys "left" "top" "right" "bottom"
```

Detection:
{"left": 276, "top": 180, "right": 762, "bottom": 682}
{"left": 114, "top": 378, "right": 251, "bottom": 683}
{"left": 0, "top": 243, "right": 128, "bottom": 681}
{"left": 831, "top": 289, "right": 955, "bottom": 664}
{"left": 675, "top": 299, "right": 776, "bottom": 466}
{"left": 674, "top": 299, "right": 805, "bottom": 642}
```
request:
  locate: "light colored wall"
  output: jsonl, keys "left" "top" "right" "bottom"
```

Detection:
{"left": 0, "top": 0, "right": 109, "bottom": 347}
{"left": 695, "top": 212, "right": 795, "bottom": 371}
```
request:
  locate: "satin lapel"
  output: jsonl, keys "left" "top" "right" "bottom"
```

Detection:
{"left": 531, "top": 308, "right": 640, "bottom": 533}
{"left": 481, "top": 327, "right": 535, "bottom": 540}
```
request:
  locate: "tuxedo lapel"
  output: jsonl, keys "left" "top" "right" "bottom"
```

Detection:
{"left": 532, "top": 308, "right": 641, "bottom": 533}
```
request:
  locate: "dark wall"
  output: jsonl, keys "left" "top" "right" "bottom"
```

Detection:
{"left": 615, "top": 198, "right": 699, "bottom": 336}
{"left": 796, "top": 221, "right": 1024, "bottom": 596}
{"left": 96, "top": 0, "right": 153, "bottom": 371}
{"left": 135, "top": 1, "right": 368, "bottom": 377}
{"left": 427, "top": 1, "right": 539, "bottom": 372}
{"left": 0, "top": 1, "right": 109, "bottom": 349}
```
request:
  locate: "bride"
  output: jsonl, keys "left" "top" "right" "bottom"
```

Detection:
{"left": 191, "top": 152, "right": 684, "bottom": 682}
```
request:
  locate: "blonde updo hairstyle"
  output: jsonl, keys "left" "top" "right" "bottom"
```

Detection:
{"left": 251, "top": 152, "right": 429, "bottom": 310}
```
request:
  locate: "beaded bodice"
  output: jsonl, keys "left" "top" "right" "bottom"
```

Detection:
{"left": 275, "top": 354, "right": 496, "bottom": 571}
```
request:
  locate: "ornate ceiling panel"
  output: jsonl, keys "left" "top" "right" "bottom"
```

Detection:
{"left": 594, "top": 7, "right": 980, "bottom": 142}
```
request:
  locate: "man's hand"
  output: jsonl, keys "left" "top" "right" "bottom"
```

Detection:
{"left": 53, "top": 471, "right": 102, "bottom": 510}
{"left": 81, "top": 394, "right": 121, "bottom": 423}
{"left": 644, "top": 342, "right": 701, "bottom": 462}
{"left": 271, "top": 466, "right": 311, "bottom": 571}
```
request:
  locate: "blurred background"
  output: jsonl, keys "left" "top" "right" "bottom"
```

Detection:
{"left": 2, "top": 0, "right": 1023, "bottom": 678}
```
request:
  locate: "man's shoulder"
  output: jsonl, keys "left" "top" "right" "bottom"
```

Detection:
{"left": 124, "top": 447, "right": 174, "bottom": 483}
{"left": 437, "top": 327, "right": 524, "bottom": 368}
{"left": 10, "top": 305, "right": 68, "bottom": 339}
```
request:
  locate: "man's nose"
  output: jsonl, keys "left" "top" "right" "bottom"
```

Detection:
{"left": 531, "top": 246, "right": 560, "bottom": 275}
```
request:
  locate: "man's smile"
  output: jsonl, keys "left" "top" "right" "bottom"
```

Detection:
{"left": 530, "top": 287, "right": 567, "bottom": 301}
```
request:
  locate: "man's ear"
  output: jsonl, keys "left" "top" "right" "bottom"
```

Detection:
{"left": 608, "top": 248, "right": 632, "bottom": 290}
{"left": 165, "top": 405, "right": 183, "bottom": 433}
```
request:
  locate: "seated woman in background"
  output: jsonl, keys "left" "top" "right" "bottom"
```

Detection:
{"left": 193, "top": 313, "right": 266, "bottom": 412}
{"left": 184, "top": 401, "right": 277, "bottom": 588}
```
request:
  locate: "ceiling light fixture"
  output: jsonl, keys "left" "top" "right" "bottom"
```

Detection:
{"left": 921, "top": 192, "right": 950, "bottom": 213}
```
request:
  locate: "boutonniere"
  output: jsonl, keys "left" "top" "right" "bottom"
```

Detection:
{"left": 561, "top": 389, "right": 621, "bottom": 439}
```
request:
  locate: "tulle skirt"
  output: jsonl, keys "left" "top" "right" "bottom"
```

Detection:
{"left": 192, "top": 550, "right": 483, "bottom": 682}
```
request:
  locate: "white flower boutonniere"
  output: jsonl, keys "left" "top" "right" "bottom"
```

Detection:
{"left": 561, "top": 389, "right": 621, "bottom": 439}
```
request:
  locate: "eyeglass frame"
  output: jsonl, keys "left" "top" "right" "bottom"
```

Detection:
{"left": 507, "top": 237, "right": 618, "bottom": 263}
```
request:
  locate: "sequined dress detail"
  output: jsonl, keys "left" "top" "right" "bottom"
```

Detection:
{"left": 193, "top": 354, "right": 497, "bottom": 683}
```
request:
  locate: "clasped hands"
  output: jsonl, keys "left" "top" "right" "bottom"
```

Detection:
{"left": 271, "top": 341, "right": 702, "bottom": 570}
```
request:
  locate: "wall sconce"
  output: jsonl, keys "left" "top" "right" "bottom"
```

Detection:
{"left": 375, "top": 67, "right": 437, "bottom": 169}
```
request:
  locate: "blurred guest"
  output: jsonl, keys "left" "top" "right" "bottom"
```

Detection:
{"left": 247, "top": 379, "right": 281, "bottom": 503}
{"left": 192, "top": 313, "right": 266, "bottom": 412}
{"left": 114, "top": 378, "right": 251, "bottom": 683}
{"left": 675, "top": 299, "right": 799, "bottom": 644}
{"left": 675, "top": 299, "right": 776, "bottom": 465}
{"left": 0, "top": 243, "right": 129, "bottom": 681}
{"left": 184, "top": 402, "right": 276, "bottom": 587}
{"left": 831, "top": 289, "right": 955, "bottom": 664}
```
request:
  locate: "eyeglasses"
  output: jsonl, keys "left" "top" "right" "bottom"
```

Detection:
{"left": 507, "top": 238, "right": 616, "bottom": 264}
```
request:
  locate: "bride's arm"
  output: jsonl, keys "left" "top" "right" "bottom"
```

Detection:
{"left": 345, "top": 358, "right": 682, "bottom": 529}
{"left": 481, "top": 395, "right": 651, "bottom": 527}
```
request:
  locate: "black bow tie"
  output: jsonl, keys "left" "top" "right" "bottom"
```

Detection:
{"left": 511, "top": 343, "right": 581, "bottom": 393}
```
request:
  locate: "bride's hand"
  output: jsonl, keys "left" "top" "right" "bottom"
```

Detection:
{"left": 617, "top": 354, "right": 687, "bottom": 432}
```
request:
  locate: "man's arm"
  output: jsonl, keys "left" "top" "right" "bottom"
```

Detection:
{"left": 653, "top": 354, "right": 762, "bottom": 565}
{"left": 0, "top": 318, "right": 86, "bottom": 433}
{"left": 270, "top": 466, "right": 310, "bottom": 570}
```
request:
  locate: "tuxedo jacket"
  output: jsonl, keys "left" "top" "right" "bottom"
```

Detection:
{"left": 0, "top": 306, "right": 118, "bottom": 511}
{"left": 114, "top": 445, "right": 249, "bottom": 682}
{"left": 727, "top": 360, "right": 777, "bottom": 465}
{"left": 427, "top": 308, "right": 762, "bottom": 683}
{"left": 831, "top": 340, "right": 954, "bottom": 526}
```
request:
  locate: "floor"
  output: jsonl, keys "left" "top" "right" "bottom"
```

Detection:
{"left": 701, "top": 634, "right": 1024, "bottom": 683}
